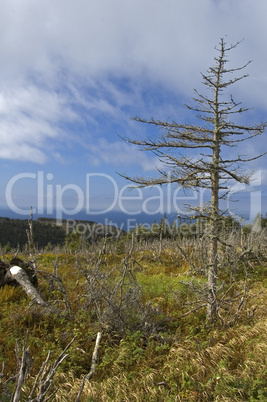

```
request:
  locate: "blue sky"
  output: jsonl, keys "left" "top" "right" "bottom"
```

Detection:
{"left": 0, "top": 0, "right": 266, "bottom": 227}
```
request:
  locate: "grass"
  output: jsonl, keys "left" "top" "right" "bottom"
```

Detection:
{"left": 0, "top": 238, "right": 266, "bottom": 401}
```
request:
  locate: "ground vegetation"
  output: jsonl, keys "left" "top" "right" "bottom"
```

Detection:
{"left": 0, "top": 216, "right": 266, "bottom": 401}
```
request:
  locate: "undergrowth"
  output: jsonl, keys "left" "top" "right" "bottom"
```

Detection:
{"left": 0, "top": 237, "right": 266, "bottom": 401}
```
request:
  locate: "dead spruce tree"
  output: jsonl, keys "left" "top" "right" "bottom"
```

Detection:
{"left": 121, "top": 38, "right": 266, "bottom": 320}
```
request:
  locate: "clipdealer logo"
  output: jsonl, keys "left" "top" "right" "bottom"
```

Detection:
{"left": 5, "top": 171, "right": 205, "bottom": 219}
{"left": 4, "top": 170, "right": 263, "bottom": 223}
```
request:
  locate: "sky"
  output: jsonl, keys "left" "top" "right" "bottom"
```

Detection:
{"left": 0, "top": 0, "right": 266, "bottom": 229}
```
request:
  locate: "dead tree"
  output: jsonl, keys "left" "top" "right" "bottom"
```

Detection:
{"left": 0, "top": 258, "right": 47, "bottom": 307}
{"left": 5, "top": 266, "right": 48, "bottom": 307}
{"left": 120, "top": 38, "right": 266, "bottom": 320}
{"left": 0, "top": 337, "right": 75, "bottom": 401}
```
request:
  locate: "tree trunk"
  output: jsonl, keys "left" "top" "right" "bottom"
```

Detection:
{"left": 5, "top": 266, "right": 48, "bottom": 307}
{"left": 207, "top": 66, "right": 221, "bottom": 320}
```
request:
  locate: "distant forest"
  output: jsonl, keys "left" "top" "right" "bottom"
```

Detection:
{"left": 0, "top": 217, "right": 66, "bottom": 249}
{"left": 0, "top": 217, "right": 123, "bottom": 250}
{"left": 1, "top": 214, "right": 267, "bottom": 251}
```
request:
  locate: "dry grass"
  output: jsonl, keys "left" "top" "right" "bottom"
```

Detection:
{"left": 0, "top": 238, "right": 266, "bottom": 401}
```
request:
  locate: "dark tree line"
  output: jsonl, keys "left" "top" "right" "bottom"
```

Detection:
{"left": 0, "top": 217, "right": 66, "bottom": 249}
{"left": 0, "top": 217, "right": 125, "bottom": 250}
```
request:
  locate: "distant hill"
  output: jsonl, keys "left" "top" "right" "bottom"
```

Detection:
{"left": 0, "top": 217, "right": 66, "bottom": 249}
{"left": 0, "top": 217, "right": 124, "bottom": 249}
{"left": 37, "top": 217, "right": 124, "bottom": 240}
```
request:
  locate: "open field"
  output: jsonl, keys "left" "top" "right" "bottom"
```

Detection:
{"left": 0, "top": 231, "right": 266, "bottom": 401}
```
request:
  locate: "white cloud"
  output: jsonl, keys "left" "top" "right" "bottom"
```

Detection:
{"left": 87, "top": 138, "right": 160, "bottom": 172}
{"left": 0, "top": 144, "right": 46, "bottom": 163}
{"left": 0, "top": 85, "right": 77, "bottom": 162}
{"left": 1, "top": 0, "right": 267, "bottom": 88}
{"left": 0, "top": 0, "right": 267, "bottom": 164}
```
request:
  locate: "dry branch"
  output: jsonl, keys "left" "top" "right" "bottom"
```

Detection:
{"left": 27, "top": 336, "right": 76, "bottom": 402}
{"left": 75, "top": 331, "right": 102, "bottom": 402}
{"left": 12, "top": 342, "right": 32, "bottom": 402}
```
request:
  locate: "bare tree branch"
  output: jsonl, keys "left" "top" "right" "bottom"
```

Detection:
{"left": 120, "top": 38, "right": 266, "bottom": 321}
{"left": 75, "top": 332, "right": 102, "bottom": 402}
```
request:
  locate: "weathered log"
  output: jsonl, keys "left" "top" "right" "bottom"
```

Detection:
{"left": 10, "top": 257, "right": 38, "bottom": 287}
{"left": 0, "top": 257, "right": 38, "bottom": 288}
{"left": 5, "top": 266, "right": 48, "bottom": 307}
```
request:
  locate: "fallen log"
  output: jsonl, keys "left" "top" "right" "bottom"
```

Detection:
{"left": 4, "top": 266, "right": 48, "bottom": 307}
{"left": 0, "top": 257, "right": 37, "bottom": 288}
